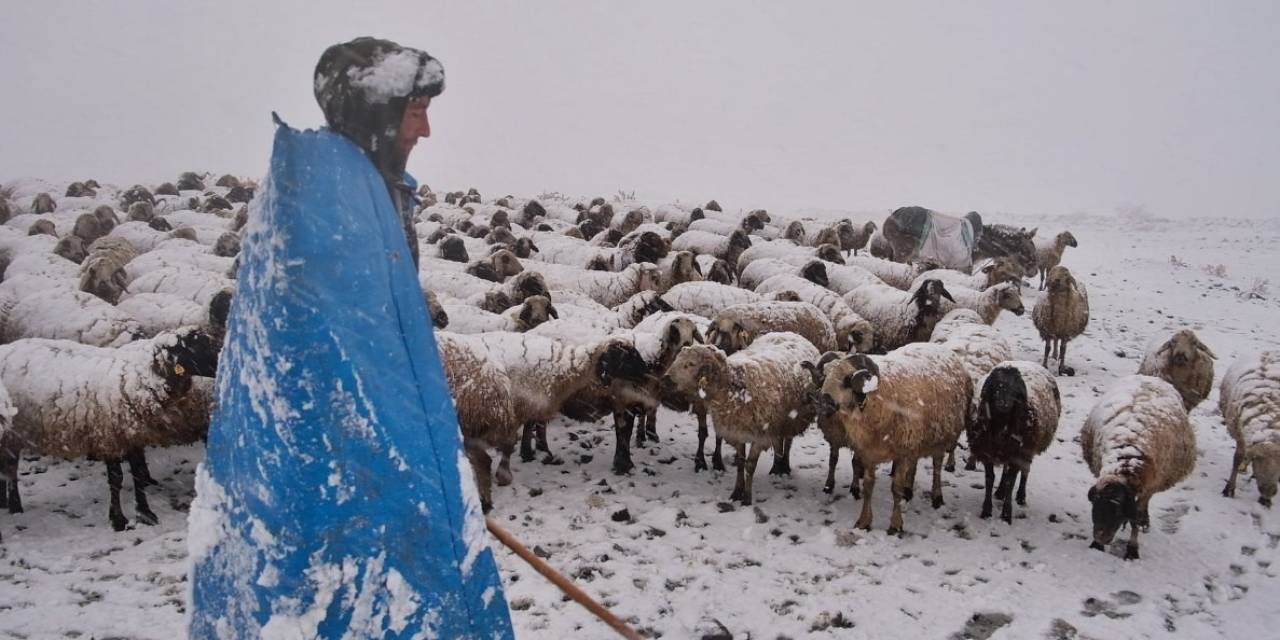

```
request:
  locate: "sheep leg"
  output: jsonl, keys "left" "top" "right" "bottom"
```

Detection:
{"left": 465, "top": 443, "right": 494, "bottom": 514}
{"left": 741, "top": 444, "right": 762, "bottom": 506}
{"left": 930, "top": 453, "right": 945, "bottom": 509}
{"left": 1124, "top": 518, "right": 1141, "bottom": 561}
{"left": 1038, "top": 268, "right": 1046, "bottom": 291}
{"left": 888, "top": 460, "right": 909, "bottom": 535}
{"left": 1136, "top": 496, "right": 1151, "bottom": 532}
{"left": 0, "top": 447, "right": 20, "bottom": 514}
{"left": 850, "top": 453, "right": 864, "bottom": 499}
{"left": 125, "top": 447, "right": 158, "bottom": 488}
{"left": 768, "top": 436, "right": 789, "bottom": 476}
{"left": 495, "top": 444, "right": 514, "bottom": 487}
{"left": 823, "top": 446, "right": 839, "bottom": 494}
{"left": 900, "top": 460, "right": 917, "bottom": 503}
{"left": 633, "top": 408, "right": 647, "bottom": 448}
{"left": 729, "top": 443, "right": 747, "bottom": 502}
{"left": 1015, "top": 465, "right": 1030, "bottom": 506}
{"left": 997, "top": 465, "right": 1016, "bottom": 524}
{"left": 534, "top": 422, "right": 562, "bottom": 465}
{"left": 694, "top": 411, "right": 709, "bottom": 472}
{"left": 944, "top": 446, "right": 956, "bottom": 473}
{"left": 1041, "top": 339, "right": 1051, "bottom": 369}
{"left": 712, "top": 434, "right": 726, "bottom": 472}
{"left": 106, "top": 459, "right": 128, "bottom": 531}
{"left": 644, "top": 408, "right": 659, "bottom": 443}
{"left": 1223, "top": 443, "right": 1244, "bottom": 498}
{"left": 520, "top": 422, "right": 538, "bottom": 462}
{"left": 612, "top": 410, "right": 635, "bottom": 475}
{"left": 855, "top": 464, "right": 876, "bottom": 530}
{"left": 128, "top": 457, "right": 159, "bottom": 526}
{"left": 980, "top": 461, "right": 995, "bottom": 519}
{"left": 1058, "top": 340, "right": 1074, "bottom": 376}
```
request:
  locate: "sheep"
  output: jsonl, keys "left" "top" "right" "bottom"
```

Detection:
{"left": 817, "top": 343, "right": 972, "bottom": 532}
{"left": 119, "top": 185, "right": 156, "bottom": 209}
{"left": 1032, "top": 266, "right": 1090, "bottom": 375}
{"left": 423, "top": 289, "right": 447, "bottom": 328}
{"left": 65, "top": 181, "right": 96, "bottom": 198}
{"left": 525, "top": 292, "right": 672, "bottom": 344}
{"left": 213, "top": 232, "right": 241, "bottom": 258}
{"left": 434, "top": 332, "right": 520, "bottom": 513}
{"left": 31, "top": 192, "right": 56, "bottom": 214}
{"left": 424, "top": 234, "right": 470, "bottom": 262}
{"left": 664, "top": 333, "right": 819, "bottom": 505}
{"left": 930, "top": 281, "right": 1025, "bottom": 325}
{"left": 654, "top": 251, "right": 702, "bottom": 293}
{"left": 108, "top": 221, "right": 178, "bottom": 252}
{"left": 695, "top": 255, "right": 735, "bottom": 285}
{"left": 968, "top": 361, "right": 1061, "bottom": 523}
{"left": 124, "top": 265, "right": 235, "bottom": 307}
{"left": 738, "top": 258, "right": 829, "bottom": 291}
{"left": 176, "top": 171, "right": 206, "bottom": 191}
{"left": 661, "top": 281, "right": 768, "bottom": 319}
{"left": 422, "top": 270, "right": 548, "bottom": 313}
{"left": 735, "top": 238, "right": 843, "bottom": 277}
{"left": 1137, "top": 329, "right": 1216, "bottom": 412}
{"left": 116, "top": 290, "right": 233, "bottom": 338}
{"left": 839, "top": 220, "right": 877, "bottom": 256}
{"left": 1035, "top": 231, "right": 1078, "bottom": 290}
{"left": 754, "top": 274, "right": 876, "bottom": 354}
{"left": 708, "top": 301, "right": 839, "bottom": 354}
{"left": 687, "top": 216, "right": 763, "bottom": 237}
{"left": 457, "top": 332, "right": 624, "bottom": 465}
{"left": 523, "top": 261, "right": 659, "bottom": 307}
{"left": 844, "top": 254, "right": 935, "bottom": 290}
{"left": 1081, "top": 375, "right": 1196, "bottom": 560}
{"left": 420, "top": 249, "right": 523, "bottom": 283}
{"left": 0, "top": 327, "right": 220, "bottom": 529}
{"left": 1218, "top": 350, "right": 1280, "bottom": 507}
{"left": 5, "top": 250, "right": 80, "bottom": 281}
{"left": 800, "top": 352, "right": 865, "bottom": 496}
{"left": 127, "top": 201, "right": 156, "bottom": 223}
{"left": 801, "top": 225, "right": 841, "bottom": 248}
{"left": 842, "top": 280, "right": 954, "bottom": 352}
{"left": 929, "top": 308, "right": 1015, "bottom": 472}
{"left": 28, "top": 219, "right": 56, "bottom": 237}
{"left": 910, "top": 257, "right": 1025, "bottom": 292}
{"left": 670, "top": 229, "right": 752, "bottom": 272}
{"left": 441, "top": 295, "right": 558, "bottom": 334}
{"left": 0, "top": 288, "right": 142, "bottom": 347}
{"left": 652, "top": 204, "right": 705, "bottom": 227}
{"left": 123, "top": 245, "right": 236, "bottom": 284}
{"left": 78, "top": 236, "right": 139, "bottom": 304}
{"left": 73, "top": 212, "right": 108, "bottom": 245}
{"left": 54, "top": 235, "right": 87, "bottom": 264}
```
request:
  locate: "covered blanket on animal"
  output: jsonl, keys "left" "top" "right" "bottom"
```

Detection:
{"left": 917, "top": 210, "right": 978, "bottom": 271}
{"left": 188, "top": 121, "right": 513, "bottom": 639}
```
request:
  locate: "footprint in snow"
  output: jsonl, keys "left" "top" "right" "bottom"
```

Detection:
{"left": 1158, "top": 501, "right": 1191, "bottom": 534}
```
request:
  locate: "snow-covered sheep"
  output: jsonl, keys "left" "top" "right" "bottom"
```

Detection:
{"left": 670, "top": 229, "right": 752, "bottom": 271}
{"left": 844, "top": 254, "right": 935, "bottom": 290}
{"left": 735, "top": 239, "right": 844, "bottom": 278}
{"left": 441, "top": 295, "right": 558, "bottom": 334}
{"left": 123, "top": 245, "right": 236, "bottom": 284}
{"left": 115, "top": 290, "right": 232, "bottom": 339}
{"left": 910, "top": 257, "right": 1025, "bottom": 292}
{"left": 421, "top": 248, "right": 524, "bottom": 284}
{"left": 1081, "top": 375, "right": 1196, "bottom": 560}
{"left": 1035, "top": 231, "right": 1078, "bottom": 291}
{"left": 754, "top": 274, "right": 876, "bottom": 354}
{"left": 968, "top": 361, "right": 1061, "bottom": 523}
{"left": 1137, "top": 329, "right": 1216, "bottom": 412}
{"left": 838, "top": 220, "right": 877, "bottom": 256}
{"left": 687, "top": 216, "right": 762, "bottom": 237}
{"left": 817, "top": 343, "right": 972, "bottom": 533}
{"left": 1219, "top": 350, "right": 1280, "bottom": 507}
{"left": 0, "top": 327, "right": 220, "bottom": 529}
{"left": 661, "top": 281, "right": 766, "bottom": 319}
{"left": 107, "top": 221, "right": 180, "bottom": 253}
{"left": 124, "top": 265, "right": 234, "bottom": 307}
{"left": 31, "top": 192, "right": 56, "bottom": 215}
{"left": 78, "top": 236, "right": 140, "bottom": 304}
{"left": 708, "top": 301, "right": 839, "bottom": 354}
{"left": 0, "top": 288, "right": 142, "bottom": 347}
{"left": 842, "top": 280, "right": 954, "bottom": 352}
{"left": 652, "top": 204, "right": 705, "bottom": 227}
{"left": 4, "top": 250, "right": 79, "bottom": 281}
{"left": 930, "top": 281, "right": 1025, "bottom": 325}
{"left": 27, "top": 219, "right": 57, "bottom": 237}
{"left": 694, "top": 254, "right": 735, "bottom": 285}
{"left": 738, "top": 258, "right": 829, "bottom": 291}
{"left": 654, "top": 251, "right": 702, "bottom": 293}
{"left": 800, "top": 352, "right": 865, "bottom": 497}
{"left": 435, "top": 332, "right": 520, "bottom": 512}
{"left": 54, "top": 235, "right": 87, "bottom": 264}
{"left": 664, "top": 333, "right": 819, "bottom": 505}
{"left": 1032, "top": 266, "right": 1090, "bottom": 375}
{"left": 523, "top": 261, "right": 659, "bottom": 308}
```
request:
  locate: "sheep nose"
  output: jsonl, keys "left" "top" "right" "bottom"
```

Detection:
{"left": 818, "top": 393, "right": 838, "bottom": 417}
{"left": 1012, "top": 305, "right": 1025, "bottom": 316}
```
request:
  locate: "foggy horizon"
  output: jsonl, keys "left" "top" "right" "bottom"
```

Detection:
{"left": 2, "top": 1, "right": 1277, "bottom": 219}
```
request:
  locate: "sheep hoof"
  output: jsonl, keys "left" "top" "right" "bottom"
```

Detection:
{"left": 135, "top": 509, "right": 159, "bottom": 526}
{"left": 729, "top": 487, "right": 745, "bottom": 502}
{"left": 541, "top": 454, "right": 564, "bottom": 466}
{"left": 850, "top": 487, "right": 861, "bottom": 500}
{"left": 1260, "top": 496, "right": 1273, "bottom": 508}
{"left": 494, "top": 470, "right": 513, "bottom": 487}
{"left": 1089, "top": 541, "right": 1106, "bottom": 552}
{"left": 1123, "top": 546, "right": 1140, "bottom": 561}
{"left": 887, "top": 526, "right": 902, "bottom": 536}
{"left": 481, "top": 500, "right": 493, "bottom": 514}
{"left": 712, "top": 459, "right": 726, "bottom": 472}
{"left": 943, "top": 461, "right": 955, "bottom": 473}
{"left": 740, "top": 495, "right": 753, "bottom": 507}
{"left": 694, "top": 457, "right": 708, "bottom": 473}
{"left": 768, "top": 465, "right": 789, "bottom": 477}
{"left": 964, "top": 459, "right": 978, "bottom": 472}
{"left": 520, "top": 449, "right": 536, "bottom": 463}
{"left": 932, "top": 495, "right": 944, "bottom": 509}
{"left": 822, "top": 483, "right": 834, "bottom": 495}
{"left": 1016, "top": 494, "right": 1027, "bottom": 507}
{"left": 1001, "top": 512, "right": 1012, "bottom": 525}
{"left": 902, "top": 487, "right": 915, "bottom": 502}
{"left": 854, "top": 519, "right": 872, "bottom": 531}
{"left": 612, "top": 460, "right": 634, "bottom": 475}
{"left": 1061, "top": 366, "right": 1076, "bottom": 377}
{"left": 110, "top": 515, "right": 129, "bottom": 532}
{"left": 8, "top": 503, "right": 23, "bottom": 515}
{"left": 980, "top": 506, "right": 992, "bottom": 519}
{"left": 1221, "top": 483, "right": 1235, "bottom": 498}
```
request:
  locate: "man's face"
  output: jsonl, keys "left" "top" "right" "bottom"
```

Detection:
{"left": 398, "top": 96, "right": 431, "bottom": 158}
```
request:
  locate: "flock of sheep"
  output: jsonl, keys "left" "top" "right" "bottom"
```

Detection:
{"left": 0, "top": 177, "right": 1276, "bottom": 565}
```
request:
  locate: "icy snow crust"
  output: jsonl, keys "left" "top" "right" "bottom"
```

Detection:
{"left": 1, "top": 192, "right": 1279, "bottom": 638}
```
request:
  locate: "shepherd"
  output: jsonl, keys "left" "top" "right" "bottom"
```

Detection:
{"left": 188, "top": 37, "right": 514, "bottom": 638}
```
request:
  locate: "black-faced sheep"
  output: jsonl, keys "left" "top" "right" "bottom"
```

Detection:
{"left": 1081, "top": 375, "right": 1195, "bottom": 560}
{"left": 968, "top": 362, "right": 1061, "bottom": 523}
{"left": 842, "top": 280, "right": 955, "bottom": 352}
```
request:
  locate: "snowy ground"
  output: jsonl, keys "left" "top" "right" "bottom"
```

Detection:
{"left": 1, "top": 207, "right": 1278, "bottom": 639}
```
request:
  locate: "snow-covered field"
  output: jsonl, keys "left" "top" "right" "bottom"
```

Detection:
{"left": 1, "top": 201, "right": 1278, "bottom": 639}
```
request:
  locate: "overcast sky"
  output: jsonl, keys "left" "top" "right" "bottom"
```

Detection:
{"left": 2, "top": 1, "right": 1277, "bottom": 218}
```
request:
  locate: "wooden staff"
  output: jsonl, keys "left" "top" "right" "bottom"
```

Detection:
{"left": 486, "top": 517, "right": 644, "bottom": 640}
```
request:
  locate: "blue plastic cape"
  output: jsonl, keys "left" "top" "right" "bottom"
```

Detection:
{"left": 188, "top": 122, "right": 513, "bottom": 639}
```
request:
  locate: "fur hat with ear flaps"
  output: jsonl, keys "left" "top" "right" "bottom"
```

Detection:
{"left": 313, "top": 37, "right": 445, "bottom": 179}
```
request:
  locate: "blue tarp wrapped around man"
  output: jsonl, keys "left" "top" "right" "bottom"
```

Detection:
{"left": 188, "top": 120, "right": 514, "bottom": 639}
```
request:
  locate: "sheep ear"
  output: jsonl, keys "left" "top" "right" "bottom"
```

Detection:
{"left": 1026, "top": 227, "right": 1038, "bottom": 238}
{"left": 939, "top": 283, "right": 955, "bottom": 303}
{"left": 548, "top": 304, "right": 559, "bottom": 319}
{"left": 1198, "top": 341, "right": 1217, "bottom": 359}
{"left": 981, "top": 263, "right": 995, "bottom": 274}
{"left": 691, "top": 258, "right": 703, "bottom": 275}
{"left": 1087, "top": 486, "right": 1098, "bottom": 502}
{"left": 519, "top": 304, "right": 533, "bottom": 327}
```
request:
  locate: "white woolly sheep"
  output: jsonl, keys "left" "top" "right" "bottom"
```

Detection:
{"left": 670, "top": 229, "right": 752, "bottom": 272}
{"left": 125, "top": 265, "right": 234, "bottom": 307}
{"left": 1219, "top": 350, "right": 1280, "bottom": 507}
{"left": 1137, "top": 329, "right": 1216, "bottom": 412}
{"left": 754, "top": 274, "right": 876, "bottom": 354}
{"left": 844, "top": 254, "right": 936, "bottom": 290}
{"left": 0, "top": 327, "right": 220, "bottom": 529}
{"left": 116, "top": 290, "right": 233, "bottom": 339}
{"left": 910, "top": 257, "right": 1025, "bottom": 292}
{"left": 1081, "top": 375, "right": 1196, "bottom": 560}
{"left": 664, "top": 333, "right": 819, "bottom": 505}
{"left": 523, "top": 261, "right": 659, "bottom": 308}
{"left": 0, "top": 288, "right": 142, "bottom": 347}
{"left": 842, "top": 280, "right": 955, "bottom": 352}
{"left": 968, "top": 361, "right": 1061, "bottom": 523}
{"left": 1035, "top": 231, "right": 1078, "bottom": 291}
{"left": 929, "top": 281, "right": 1025, "bottom": 325}
{"left": 441, "top": 295, "right": 559, "bottom": 334}
{"left": 738, "top": 258, "right": 829, "bottom": 291}
{"left": 661, "top": 281, "right": 767, "bottom": 319}
{"left": 735, "top": 238, "right": 844, "bottom": 278}
{"left": 1032, "top": 266, "right": 1090, "bottom": 375}
{"left": 708, "top": 301, "right": 839, "bottom": 355}
{"left": 817, "top": 343, "right": 973, "bottom": 533}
